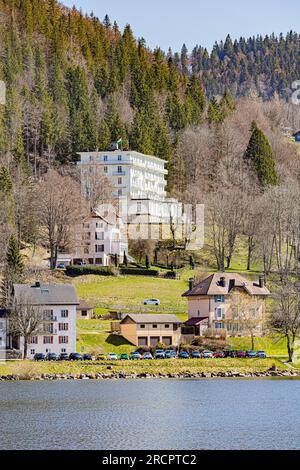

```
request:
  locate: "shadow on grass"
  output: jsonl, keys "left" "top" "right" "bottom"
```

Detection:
{"left": 105, "top": 334, "right": 133, "bottom": 347}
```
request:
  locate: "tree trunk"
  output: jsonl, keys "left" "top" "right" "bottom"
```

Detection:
{"left": 251, "top": 333, "right": 255, "bottom": 351}
{"left": 247, "top": 236, "right": 254, "bottom": 271}
{"left": 23, "top": 338, "right": 28, "bottom": 360}
{"left": 287, "top": 336, "right": 294, "bottom": 363}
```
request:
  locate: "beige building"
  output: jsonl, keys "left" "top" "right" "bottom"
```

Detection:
{"left": 76, "top": 300, "right": 94, "bottom": 320}
{"left": 120, "top": 314, "right": 182, "bottom": 347}
{"left": 183, "top": 273, "right": 270, "bottom": 336}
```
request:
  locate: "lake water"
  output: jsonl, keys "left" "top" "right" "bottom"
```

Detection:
{"left": 0, "top": 379, "right": 300, "bottom": 450}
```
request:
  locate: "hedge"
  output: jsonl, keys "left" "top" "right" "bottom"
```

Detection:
{"left": 66, "top": 265, "right": 116, "bottom": 276}
{"left": 119, "top": 267, "right": 159, "bottom": 277}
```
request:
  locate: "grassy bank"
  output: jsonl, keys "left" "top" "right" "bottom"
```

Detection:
{"left": 0, "top": 358, "right": 286, "bottom": 378}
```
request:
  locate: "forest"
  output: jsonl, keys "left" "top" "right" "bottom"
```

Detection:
{"left": 1, "top": 0, "right": 300, "bottom": 285}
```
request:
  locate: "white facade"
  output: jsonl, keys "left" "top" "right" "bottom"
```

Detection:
{"left": 24, "top": 304, "right": 77, "bottom": 358}
{"left": 13, "top": 283, "right": 78, "bottom": 359}
{"left": 71, "top": 208, "right": 128, "bottom": 266}
{"left": 78, "top": 150, "right": 168, "bottom": 200}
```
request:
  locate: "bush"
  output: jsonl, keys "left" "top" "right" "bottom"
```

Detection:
{"left": 66, "top": 265, "right": 116, "bottom": 276}
{"left": 119, "top": 267, "right": 159, "bottom": 276}
{"left": 164, "top": 271, "right": 177, "bottom": 279}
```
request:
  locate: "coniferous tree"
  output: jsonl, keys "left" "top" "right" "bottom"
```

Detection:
{"left": 207, "top": 96, "right": 224, "bottom": 124}
{"left": 1, "top": 235, "right": 24, "bottom": 307}
{"left": 244, "top": 121, "right": 280, "bottom": 187}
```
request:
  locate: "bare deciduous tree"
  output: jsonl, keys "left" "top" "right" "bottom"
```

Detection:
{"left": 230, "top": 290, "right": 263, "bottom": 350}
{"left": 9, "top": 299, "right": 44, "bottom": 359}
{"left": 35, "top": 169, "right": 85, "bottom": 269}
{"left": 268, "top": 279, "right": 300, "bottom": 362}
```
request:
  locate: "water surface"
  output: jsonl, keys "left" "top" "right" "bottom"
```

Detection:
{"left": 0, "top": 379, "right": 299, "bottom": 450}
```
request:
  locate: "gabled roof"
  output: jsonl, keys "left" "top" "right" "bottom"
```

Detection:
{"left": 76, "top": 300, "right": 93, "bottom": 311}
{"left": 184, "top": 317, "right": 209, "bottom": 326}
{"left": 183, "top": 273, "right": 270, "bottom": 297}
{"left": 120, "top": 314, "right": 182, "bottom": 324}
{"left": 13, "top": 283, "right": 79, "bottom": 306}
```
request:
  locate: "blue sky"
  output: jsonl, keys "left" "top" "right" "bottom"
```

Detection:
{"left": 62, "top": 0, "right": 300, "bottom": 52}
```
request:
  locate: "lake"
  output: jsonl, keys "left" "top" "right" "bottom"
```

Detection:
{"left": 0, "top": 379, "right": 300, "bottom": 450}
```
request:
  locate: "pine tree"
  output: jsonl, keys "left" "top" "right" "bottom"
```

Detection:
{"left": 244, "top": 121, "right": 280, "bottom": 187}
{"left": 207, "top": 96, "right": 224, "bottom": 124}
{"left": 1, "top": 235, "right": 24, "bottom": 307}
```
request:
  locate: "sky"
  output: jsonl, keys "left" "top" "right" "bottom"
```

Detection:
{"left": 62, "top": 0, "right": 300, "bottom": 53}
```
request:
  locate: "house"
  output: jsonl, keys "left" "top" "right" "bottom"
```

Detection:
{"left": 70, "top": 207, "right": 128, "bottom": 267}
{"left": 182, "top": 273, "right": 270, "bottom": 336}
{"left": 293, "top": 131, "right": 300, "bottom": 143}
{"left": 120, "top": 314, "right": 182, "bottom": 347}
{"left": 76, "top": 300, "right": 94, "bottom": 319}
{"left": 13, "top": 282, "right": 79, "bottom": 358}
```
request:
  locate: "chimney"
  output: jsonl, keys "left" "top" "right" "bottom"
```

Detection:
{"left": 259, "top": 275, "right": 264, "bottom": 288}
{"left": 189, "top": 278, "right": 195, "bottom": 291}
{"left": 220, "top": 276, "right": 226, "bottom": 288}
{"left": 33, "top": 281, "right": 41, "bottom": 288}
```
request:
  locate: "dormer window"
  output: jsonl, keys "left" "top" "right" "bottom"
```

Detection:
{"left": 215, "top": 295, "right": 225, "bottom": 303}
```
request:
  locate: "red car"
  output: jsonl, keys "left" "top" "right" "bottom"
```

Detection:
{"left": 236, "top": 350, "right": 247, "bottom": 358}
{"left": 213, "top": 351, "right": 225, "bottom": 358}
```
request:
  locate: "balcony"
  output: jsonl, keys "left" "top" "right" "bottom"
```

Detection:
{"left": 43, "top": 316, "right": 57, "bottom": 322}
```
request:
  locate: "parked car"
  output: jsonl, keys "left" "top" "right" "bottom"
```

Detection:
{"left": 214, "top": 351, "right": 225, "bottom": 358}
{"left": 131, "top": 352, "right": 142, "bottom": 360}
{"left": 34, "top": 353, "right": 46, "bottom": 361}
{"left": 143, "top": 299, "right": 160, "bottom": 306}
{"left": 246, "top": 350, "right": 257, "bottom": 358}
{"left": 155, "top": 349, "right": 165, "bottom": 359}
{"left": 143, "top": 352, "right": 154, "bottom": 360}
{"left": 119, "top": 353, "right": 129, "bottom": 360}
{"left": 191, "top": 351, "right": 201, "bottom": 359}
{"left": 46, "top": 353, "right": 57, "bottom": 361}
{"left": 257, "top": 350, "right": 267, "bottom": 358}
{"left": 224, "top": 349, "right": 236, "bottom": 358}
{"left": 165, "top": 350, "right": 177, "bottom": 359}
{"left": 56, "top": 263, "right": 66, "bottom": 269}
{"left": 69, "top": 353, "right": 83, "bottom": 361}
{"left": 83, "top": 354, "right": 93, "bottom": 361}
{"left": 97, "top": 353, "right": 106, "bottom": 361}
{"left": 107, "top": 352, "right": 118, "bottom": 361}
{"left": 202, "top": 350, "right": 213, "bottom": 359}
{"left": 179, "top": 351, "right": 190, "bottom": 359}
{"left": 58, "top": 353, "right": 69, "bottom": 361}
{"left": 236, "top": 350, "right": 247, "bottom": 358}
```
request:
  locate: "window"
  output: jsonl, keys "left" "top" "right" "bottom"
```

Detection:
{"left": 152, "top": 324, "right": 158, "bottom": 329}
{"left": 104, "top": 166, "right": 108, "bottom": 173}
{"left": 61, "top": 310, "right": 69, "bottom": 318}
{"left": 164, "top": 324, "right": 170, "bottom": 329}
{"left": 95, "top": 244, "right": 104, "bottom": 253}
{"left": 118, "top": 189, "right": 122, "bottom": 196}
{"left": 30, "top": 349, "right": 35, "bottom": 355}
{"left": 95, "top": 258, "right": 103, "bottom": 265}
{"left": 215, "top": 323, "right": 225, "bottom": 329}
{"left": 118, "top": 177, "right": 122, "bottom": 185}
{"left": 117, "top": 166, "right": 122, "bottom": 173}
{"left": 96, "top": 222, "right": 103, "bottom": 229}
{"left": 84, "top": 247, "right": 89, "bottom": 255}
{"left": 215, "top": 295, "right": 225, "bottom": 303}
{"left": 81, "top": 310, "right": 88, "bottom": 317}
{"left": 59, "top": 323, "right": 69, "bottom": 331}
{"left": 216, "top": 308, "right": 225, "bottom": 320}
{"left": 104, "top": 155, "right": 108, "bottom": 162}
{"left": 95, "top": 232, "right": 104, "bottom": 240}
{"left": 140, "top": 324, "right": 145, "bottom": 329}
{"left": 43, "top": 336, "right": 53, "bottom": 344}
{"left": 29, "top": 337, "right": 38, "bottom": 344}
{"left": 59, "top": 336, "right": 69, "bottom": 344}
{"left": 118, "top": 155, "right": 122, "bottom": 161}
{"left": 61, "top": 348, "right": 66, "bottom": 353}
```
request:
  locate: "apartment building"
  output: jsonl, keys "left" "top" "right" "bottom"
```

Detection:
{"left": 13, "top": 282, "right": 79, "bottom": 358}
{"left": 183, "top": 273, "right": 270, "bottom": 336}
{"left": 71, "top": 207, "right": 128, "bottom": 266}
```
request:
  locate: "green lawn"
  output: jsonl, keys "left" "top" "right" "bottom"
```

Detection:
{"left": 0, "top": 358, "right": 286, "bottom": 378}
{"left": 73, "top": 274, "right": 190, "bottom": 317}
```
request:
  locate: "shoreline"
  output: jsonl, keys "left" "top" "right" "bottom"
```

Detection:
{"left": 1, "top": 369, "right": 299, "bottom": 382}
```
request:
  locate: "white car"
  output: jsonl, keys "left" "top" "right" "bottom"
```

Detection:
{"left": 143, "top": 299, "right": 161, "bottom": 306}
{"left": 107, "top": 352, "right": 118, "bottom": 361}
